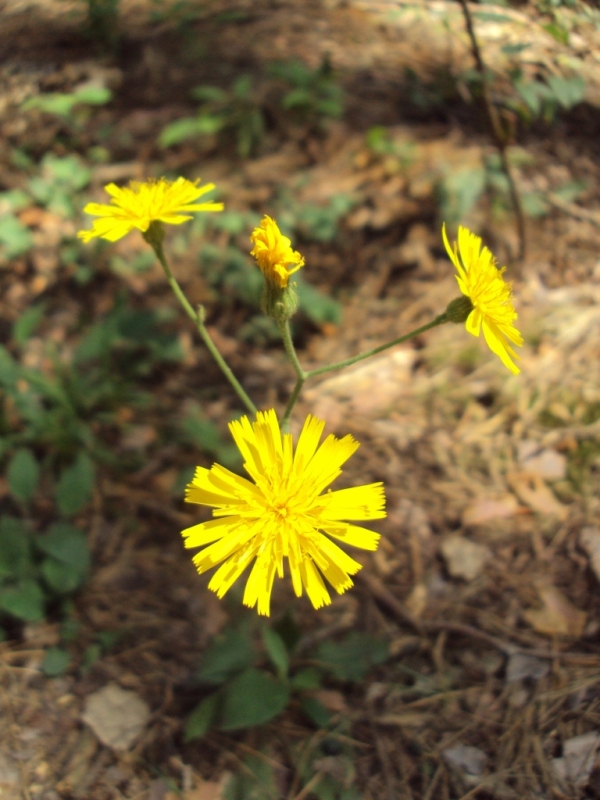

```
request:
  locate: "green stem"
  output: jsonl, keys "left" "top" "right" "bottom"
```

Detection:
{"left": 153, "top": 240, "right": 258, "bottom": 416}
{"left": 278, "top": 320, "right": 307, "bottom": 431}
{"left": 306, "top": 314, "right": 448, "bottom": 379}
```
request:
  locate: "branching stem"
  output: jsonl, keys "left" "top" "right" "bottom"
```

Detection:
{"left": 153, "top": 240, "right": 258, "bottom": 416}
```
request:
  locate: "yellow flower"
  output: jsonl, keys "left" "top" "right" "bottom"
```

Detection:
{"left": 250, "top": 216, "right": 305, "bottom": 288}
{"left": 443, "top": 224, "right": 523, "bottom": 375}
{"left": 183, "top": 410, "right": 386, "bottom": 616}
{"left": 78, "top": 177, "right": 223, "bottom": 243}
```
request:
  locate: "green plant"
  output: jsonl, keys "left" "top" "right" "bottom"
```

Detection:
{"left": 269, "top": 56, "right": 344, "bottom": 126}
{"left": 509, "top": 70, "right": 585, "bottom": 124}
{"left": 22, "top": 85, "right": 112, "bottom": 127}
{"left": 159, "top": 76, "right": 266, "bottom": 158}
{"left": 0, "top": 516, "right": 90, "bottom": 634}
{"left": 184, "top": 620, "right": 389, "bottom": 741}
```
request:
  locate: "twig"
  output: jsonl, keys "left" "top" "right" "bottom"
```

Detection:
{"left": 292, "top": 772, "right": 323, "bottom": 800}
{"left": 360, "top": 571, "right": 600, "bottom": 664}
{"left": 457, "top": 0, "right": 526, "bottom": 263}
{"left": 547, "top": 193, "right": 600, "bottom": 228}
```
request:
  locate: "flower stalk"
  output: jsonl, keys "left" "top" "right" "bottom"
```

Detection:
{"left": 147, "top": 228, "right": 257, "bottom": 416}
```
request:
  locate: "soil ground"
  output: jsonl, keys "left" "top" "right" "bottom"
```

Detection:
{"left": 2, "top": 1, "right": 600, "bottom": 798}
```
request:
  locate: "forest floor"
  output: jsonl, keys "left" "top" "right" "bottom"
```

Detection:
{"left": 2, "top": 1, "right": 600, "bottom": 798}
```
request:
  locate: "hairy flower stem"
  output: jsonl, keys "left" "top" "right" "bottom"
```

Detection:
{"left": 279, "top": 314, "right": 449, "bottom": 427}
{"left": 279, "top": 320, "right": 307, "bottom": 431}
{"left": 152, "top": 241, "right": 258, "bottom": 415}
{"left": 307, "top": 314, "right": 449, "bottom": 378}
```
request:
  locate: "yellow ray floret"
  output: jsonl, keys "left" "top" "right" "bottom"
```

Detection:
{"left": 183, "top": 410, "right": 386, "bottom": 616}
{"left": 250, "top": 216, "right": 305, "bottom": 288}
{"left": 78, "top": 177, "right": 223, "bottom": 243}
{"left": 442, "top": 224, "right": 523, "bottom": 375}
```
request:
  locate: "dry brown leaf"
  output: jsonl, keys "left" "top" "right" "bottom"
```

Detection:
{"left": 440, "top": 534, "right": 492, "bottom": 582}
{"left": 462, "top": 494, "right": 521, "bottom": 526}
{"left": 506, "top": 471, "right": 570, "bottom": 520}
{"left": 183, "top": 775, "right": 231, "bottom": 800}
{"left": 552, "top": 732, "right": 600, "bottom": 787}
{"left": 81, "top": 683, "right": 150, "bottom": 751}
{"left": 443, "top": 744, "right": 488, "bottom": 779}
{"left": 523, "top": 584, "right": 587, "bottom": 638}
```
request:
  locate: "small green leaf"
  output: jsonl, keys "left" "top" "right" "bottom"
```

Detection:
{"left": 196, "top": 624, "right": 255, "bottom": 685}
{"left": 0, "top": 214, "right": 33, "bottom": 258}
{"left": 473, "top": 11, "right": 513, "bottom": 23}
{"left": 72, "top": 85, "right": 112, "bottom": 106}
{"left": 7, "top": 448, "right": 40, "bottom": 503}
{"left": 501, "top": 43, "right": 531, "bottom": 55}
{"left": 158, "top": 115, "right": 223, "bottom": 148}
{"left": 291, "top": 667, "right": 322, "bottom": 690}
{"left": 0, "top": 516, "right": 32, "bottom": 580}
{"left": 55, "top": 452, "right": 95, "bottom": 517}
{"left": 300, "top": 696, "right": 332, "bottom": 728}
{"left": 316, "top": 633, "right": 389, "bottom": 682}
{"left": 37, "top": 523, "right": 90, "bottom": 593}
{"left": 13, "top": 304, "right": 46, "bottom": 346}
{"left": 261, "top": 625, "right": 288, "bottom": 680}
{"left": 219, "top": 668, "right": 290, "bottom": 731}
{"left": 36, "top": 523, "right": 89, "bottom": 563}
{"left": 0, "top": 346, "right": 19, "bottom": 387}
{"left": 42, "top": 646, "right": 71, "bottom": 676}
{"left": 546, "top": 75, "right": 585, "bottom": 110}
{"left": 41, "top": 559, "right": 86, "bottom": 594}
{"left": 0, "top": 579, "right": 45, "bottom": 622}
{"left": 296, "top": 278, "right": 341, "bottom": 326}
{"left": 184, "top": 692, "right": 221, "bottom": 741}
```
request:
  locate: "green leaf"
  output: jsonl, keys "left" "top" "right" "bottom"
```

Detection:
{"left": 501, "top": 43, "right": 531, "bottom": 55}
{"left": 37, "top": 523, "right": 90, "bottom": 593}
{"left": 196, "top": 624, "right": 255, "bottom": 685}
{"left": 55, "top": 452, "right": 95, "bottom": 517}
{"left": 72, "top": 85, "right": 112, "bottom": 106}
{"left": 291, "top": 667, "right": 321, "bottom": 690}
{"left": 41, "top": 559, "right": 86, "bottom": 594}
{"left": 0, "top": 346, "right": 19, "bottom": 387}
{"left": 440, "top": 165, "right": 486, "bottom": 225}
{"left": 473, "top": 11, "right": 513, "bottom": 23}
{"left": 546, "top": 75, "right": 585, "bottom": 109}
{"left": 296, "top": 278, "right": 342, "bottom": 326}
{"left": 300, "top": 696, "right": 332, "bottom": 728}
{"left": 316, "top": 633, "right": 389, "bottom": 681}
{"left": 42, "top": 646, "right": 71, "bottom": 676}
{"left": 13, "top": 303, "right": 46, "bottom": 346}
{"left": 36, "top": 523, "right": 90, "bottom": 568}
{"left": 22, "top": 93, "right": 78, "bottom": 118}
{"left": 219, "top": 668, "right": 290, "bottom": 731}
{"left": 7, "top": 448, "right": 40, "bottom": 503}
{"left": 0, "top": 579, "right": 45, "bottom": 622}
{"left": 184, "top": 692, "right": 221, "bottom": 741}
{"left": 0, "top": 214, "right": 33, "bottom": 258}
{"left": 0, "top": 516, "right": 32, "bottom": 580}
{"left": 158, "top": 115, "right": 223, "bottom": 148}
{"left": 261, "top": 625, "right": 288, "bottom": 680}
{"left": 191, "top": 85, "right": 229, "bottom": 103}
{"left": 543, "top": 22, "right": 569, "bottom": 45}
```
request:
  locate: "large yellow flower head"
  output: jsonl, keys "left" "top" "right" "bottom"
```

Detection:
{"left": 78, "top": 177, "right": 223, "bottom": 243}
{"left": 442, "top": 224, "right": 523, "bottom": 375}
{"left": 183, "top": 410, "right": 386, "bottom": 616}
{"left": 250, "top": 216, "right": 305, "bottom": 288}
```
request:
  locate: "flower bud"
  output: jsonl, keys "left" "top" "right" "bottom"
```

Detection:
{"left": 444, "top": 295, "right": 474, "bottom": 324}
